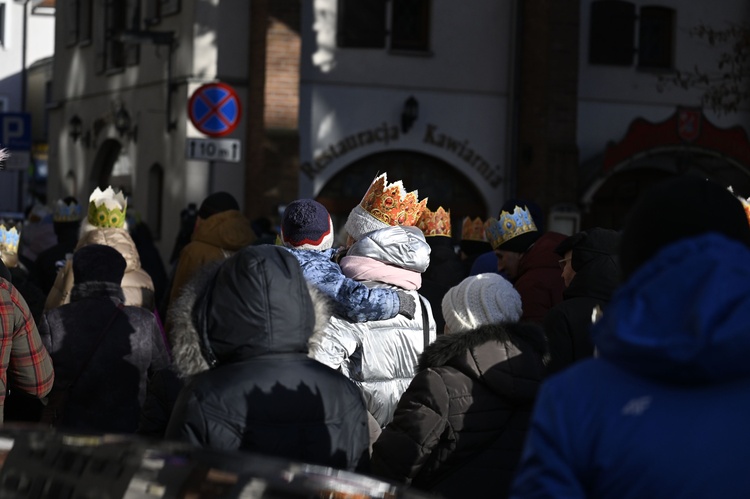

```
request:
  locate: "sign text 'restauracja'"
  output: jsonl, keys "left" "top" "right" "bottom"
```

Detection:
{"left": 301, "top": 122, "right": 503, "bottom": 188}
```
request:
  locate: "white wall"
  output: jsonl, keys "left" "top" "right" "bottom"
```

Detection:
{"left": 300, "top": 0, "right": 515, "bottom": 216}
{"left": 578, "top": 0, "right": 750, "bottom": 163}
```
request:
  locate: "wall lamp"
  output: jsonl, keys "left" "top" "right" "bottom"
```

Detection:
{"left": 69, "top": 115, "right": 83, "bottom": 142}
{"left": 114, "top": 104, "right": 137, "bottom": 142}
{"left": 118, "top": 30, "right": 177, "bottom": 132}
{"left": 401, "top": 96, "right": 419, "bottom": 134}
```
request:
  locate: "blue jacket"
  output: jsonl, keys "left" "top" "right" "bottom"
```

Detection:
{"left": 511, "top": 234, "right": 750, "bottom": 498}
{"left": 283, "top": 247, "right": 400, "bottom": 322}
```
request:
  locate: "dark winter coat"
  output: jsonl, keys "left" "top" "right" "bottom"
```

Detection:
{"left": 164, "top": 245, "right": 370, "bottom": 472}
{"left": 515, "top": 232, "right": 567, "bottom": 323}
{"left": 420, "top": 237, "right": 466, "bottom": 334}
{"left": 371, "top": 323, "right": 548, "bottom": 499}
{"left": 543, "top": 229, "right": 620, "bottom": 374}
{"left": 38, "top": 281, "right": 170, "bottom": 433}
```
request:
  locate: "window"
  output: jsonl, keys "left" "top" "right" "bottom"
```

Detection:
{"left": 337, "top": 0, "right": 386, "bottom": 48}
{"left": 589, "top": 0, "right": 635, "bottom": 65}
{"left": 337, "top": 0, "right": 431, "bottom": 53}
{"left": 589, "top": 1, "right": 674, "bottom": 69}
{"left": 95, "top": 0, "right": 127, "bottom": 73}
{"left": 145, "top": 0, "right": 180, "bottom": 26}
{"left": 638, "top": 6, "right": 674, "bottom": 69}
{"left": 0, "top": 96, "right": 8, "bottom": 112}
{"left": 391, "top": 0, "right": 431, "bottom": 51}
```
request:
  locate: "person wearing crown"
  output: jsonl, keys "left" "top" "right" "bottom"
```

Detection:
{"left": 485, "top": 204, "right": 566, "bottom": 323}
{"left": 44, "top": 186, "right": 156, "bottom": 311}
{"left": 279, "top": 198, "right": 417, "bottom": 322}
{"left": 459, "top": 216, "right": 493, "bottom": 276}
{"left": 32, "top": 197, "right": 83, "bottom": 297}
{"left": 309, "top": 173, "right": 436, "bottom": 448}
{"left": 417, "top": 206, "right": 465, "bottom": 335}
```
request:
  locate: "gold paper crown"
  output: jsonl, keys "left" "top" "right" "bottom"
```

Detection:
{"left": 0, "top": 224, "right": 20, "bottom": 256}
{"left": 485, "top": 205, "right": 538, "bottom": 249}
{"left": 417, "top": 206, "right": 451, "bottom": 237}
{"left": 54, "top": 199, "right": 83, "bottom": 223}
{"left": 359, "top": 173, "right": 427, "bottom": 227}
{"left": 88, "top": 186, "right": 128, "bottom": 228}
{"left": 461, "top": 217, "right": 488, "bottom": 242}
{"left": 728, "top": 186, "right": 750, "bottom": 228}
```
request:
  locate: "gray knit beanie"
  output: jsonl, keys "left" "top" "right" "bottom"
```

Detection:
{"left": 441, "top": 273, "right": 522, "bottom": 334}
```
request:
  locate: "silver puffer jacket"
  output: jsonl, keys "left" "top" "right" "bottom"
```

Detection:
{"left": 309, "top": 225, "right": 437, "bottom": 428}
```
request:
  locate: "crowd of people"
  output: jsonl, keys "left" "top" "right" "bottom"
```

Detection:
{"left": 1, "top": 166, "right": 749, "bottom": 498}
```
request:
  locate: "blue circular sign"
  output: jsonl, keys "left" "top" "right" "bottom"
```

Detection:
{"left": 188, "top": 82, "right": 242, "bottom": 137}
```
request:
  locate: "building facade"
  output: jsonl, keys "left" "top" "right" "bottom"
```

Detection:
{"left": 44, "top": 0, "right": 750, "bottom": 260}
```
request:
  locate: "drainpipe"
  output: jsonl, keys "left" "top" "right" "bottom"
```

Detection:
{"left": 21, "top": 0, "right": 29, "bottom": 110}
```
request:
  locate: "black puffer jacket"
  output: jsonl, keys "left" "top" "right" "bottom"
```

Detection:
{"left": 420, "top": 237, "right": 466, "bottom": 335}
{"left": 543, "top": 228, "right": 620, "bottom": 374}
{"left": 371, "top": 323, "right": 547, "bottom": 498}
{"left": 165, "top": 245, "right": 370, "bottom": 472}
{"left": 38, "top": 281, "right": 170, "bottom": 433}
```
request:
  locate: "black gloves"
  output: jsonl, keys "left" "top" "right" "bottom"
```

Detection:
{"left": 396, "top": 290, "right": 416, "bottom": 320}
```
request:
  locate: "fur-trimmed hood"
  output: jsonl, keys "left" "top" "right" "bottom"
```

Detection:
{"left": 419, "top": 322, "right": 549, "bottom": 400}
{"left": 168, "top": 245, "right": 332, "bottom": 378}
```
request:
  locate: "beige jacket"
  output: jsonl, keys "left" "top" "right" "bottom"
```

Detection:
{"left": 44, "top": 226, "right": 155, "bottom": 310}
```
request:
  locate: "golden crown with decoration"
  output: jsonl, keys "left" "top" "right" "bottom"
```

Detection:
{"left": 54, "top": 198, "right": 83, "bottom": 223}
{"left": 359, "top": 173, "right": 427, "bottom": 227}
{"left": 417, "top": 206, "right": 451, "bottom": 237}
{"left": 461, "top": 217, "right": 488, "bottom": 242}
{"left": 88, "top": 186, "right": 128, "bottom": 229}
{"left": 0, "top": 224, "right": 20, "bottom": 256}
{"left": 485, "top": 205, "right": 538, "bottom": 249}
{"left": 728, "top": 186, "right": 750, "bottom": 227}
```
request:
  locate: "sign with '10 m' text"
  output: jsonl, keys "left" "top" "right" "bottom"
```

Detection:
{"left": 185, "top": 138, "right": 242, "bottom": 163}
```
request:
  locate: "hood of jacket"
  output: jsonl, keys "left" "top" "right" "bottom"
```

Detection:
{"left": 517, "top": 232, "right": 566, "bottom": 280}
{"left": 348, "top": 225, "right": 431, "bottom": 272}
{"left": 191, "top": 209, "right": 256, "bottom": 252}
{"left": 75, "top": 226, "right": 141, "bottom": 272}
{"left": 169, "top": 245, "right": 331, "bottom": 377}
{"left": 419, "top": 322, "right": 548, "bottom": 401}
{"left": 564, "top": 253, "right": 619, "bottom": 302}
{"left": 593, "top": 233, "right": 750, "bottom": 384}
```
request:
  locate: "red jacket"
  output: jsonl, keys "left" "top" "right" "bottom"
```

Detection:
{"left": 515, "top": 232, "right": 567, "bottom": 323}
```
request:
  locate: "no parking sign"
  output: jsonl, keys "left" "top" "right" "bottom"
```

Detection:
{"left": 188, "top": 82, "right": 242, "bottom": 137}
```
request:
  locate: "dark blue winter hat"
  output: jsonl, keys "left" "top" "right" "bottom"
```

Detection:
{"left": 281, "top": 199, "right": 334, "bottom": 251}
{"left": 198, "top": 191, "right": 239, "bottom": 219}
{"left": 73, "top": 244, "right": 126, "bottom": 284}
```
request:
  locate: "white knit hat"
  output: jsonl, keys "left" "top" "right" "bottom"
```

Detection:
{"left": 441, "top": 273, "right": 522, "bottom": 334}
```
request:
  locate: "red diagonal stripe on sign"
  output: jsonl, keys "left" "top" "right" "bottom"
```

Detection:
{"left": 196, "top": 92, "right": 234, "bottom": 128}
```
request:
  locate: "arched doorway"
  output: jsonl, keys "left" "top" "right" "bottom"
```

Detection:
{"left": 88, "top": 139, "right": 122, "bottom": 193}
{"left": 317, "top": 151, "right": 487, "bottom": 243}
{"left": 581, "top": 108, "right": 750, "bottom": 229}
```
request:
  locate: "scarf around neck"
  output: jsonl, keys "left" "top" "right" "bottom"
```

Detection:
{"left": 340, "top": 255, "right": 422, "bottom": 290}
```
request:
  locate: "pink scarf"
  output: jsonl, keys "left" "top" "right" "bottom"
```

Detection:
{"left": 340, "top": 256, "right": 422, "bottom": 290}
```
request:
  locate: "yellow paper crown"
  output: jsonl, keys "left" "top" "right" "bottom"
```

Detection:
{"left": 359, "top": 173, "right": 427, "bottom": 227}
{"left": 728, "top": 186, "right": 750, "bottom": 228}
{"left": 485, "top": 206, "right": 538, "bottom": 249}
{"left": 461, "top": 217, "right": 488, "bottom": 242}
{"left": 0, "top": 224, "right": 20, "bottom": 256}
{"left": 417, "top": 206, "right": 451, "bottom": 237}
{"left": 54, "top": 199, "right": 83, "bottom": 223}
{"left": 88, "top": 186, "right": 127, "bottom": 228}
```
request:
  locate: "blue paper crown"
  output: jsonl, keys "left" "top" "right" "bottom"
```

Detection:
{"left": 485, "top": 206, "right": 538, "bottom": 249}
{"left": 54, "top": 199, "right": 83, "bottom": 222}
